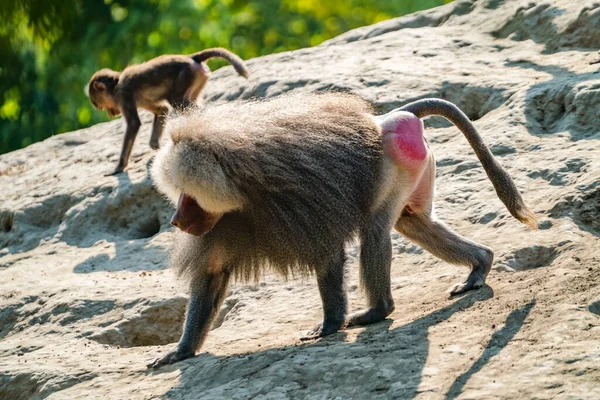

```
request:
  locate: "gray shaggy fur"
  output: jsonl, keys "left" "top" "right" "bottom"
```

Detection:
{"left": 148, "top": 92, "right": 538, "bottom": 369}
{"left": 164, "top": 93, "right": 384, "bottom": 282}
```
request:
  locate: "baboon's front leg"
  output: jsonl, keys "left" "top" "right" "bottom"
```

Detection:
{"left": 301, "top": 249, "right": 347, "bottom": 340}
{"left": 148, "top": 270, "right": 231, "bottom": 368}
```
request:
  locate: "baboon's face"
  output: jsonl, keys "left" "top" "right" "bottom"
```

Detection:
{"left": 170, "top": 193, "right": 223, "bottom": 236}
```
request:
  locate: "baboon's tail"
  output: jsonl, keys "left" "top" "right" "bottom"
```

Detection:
{"left": 191, "top": 48, "right": 249, "bottom": 78}
{"left": 398, "top": 98, "right": 537, "bottom": 229}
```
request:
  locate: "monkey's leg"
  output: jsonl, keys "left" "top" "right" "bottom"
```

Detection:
{"left": 169, "top": 67, "right": 197, "bottom": 111}
{"left": 347, "top": 214, "right": 395, "bottom": 327}
{"left": 110, "top": 95, "right": 141, "bottom": 175}
{"left": 395, "top": 212, "right": 494, "bottom": 296}
{"left": 148, "top": 270, "right": 231, "bottom": 368}
{"left": 186, "top": 62, "right": 210, "bottom": 103}
{"left": 301, "top": 249, "right": 347, "bottom": 340}
{"left": 149, "top": 108, "right": 168, "bottom": 150}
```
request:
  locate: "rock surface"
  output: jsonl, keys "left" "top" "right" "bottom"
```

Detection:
{"left": 1, "top": 1, "right": 599, "bottom": 398}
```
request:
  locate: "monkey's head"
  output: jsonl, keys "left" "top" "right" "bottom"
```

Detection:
{"left": 88, "top": 69, "right": 121, "bottom": 117}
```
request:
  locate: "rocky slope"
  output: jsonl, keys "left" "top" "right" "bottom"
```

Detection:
{"left": 1, "top": 0, "right": 599, "bottom": 398}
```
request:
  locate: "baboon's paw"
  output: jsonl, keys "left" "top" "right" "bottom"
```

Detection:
{"left": 448, "top": 263, "right": 491, "bottom": 296}
{"left": 448, "top": 276, "right": 485, "bottom": 296}
{"left": 346, "top": 304, "right": 394, "bottom": 327}
{"left": 147, "top": 349, "right": 195, "bottom": 369}
{"left": 300, "top": 320, "right": 343, "bottom": 341}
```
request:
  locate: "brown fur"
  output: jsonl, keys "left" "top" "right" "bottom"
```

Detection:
{"left": 88, "top": 48, "right": 249, "bottom": 174}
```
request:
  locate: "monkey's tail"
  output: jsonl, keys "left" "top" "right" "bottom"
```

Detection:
{"left": 398, "top": 98, "right": 538, "bottom": 229}
{"left": 191, "top": 48, "right": 249, "bottom": 78}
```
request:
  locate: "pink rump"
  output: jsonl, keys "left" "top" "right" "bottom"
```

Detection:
{"left": 382, "top": 112, "right": 427, "bottom": 169}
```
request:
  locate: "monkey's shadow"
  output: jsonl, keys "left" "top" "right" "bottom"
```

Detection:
{"left": 152, "top": 288, "right": 534, "bottom": 399}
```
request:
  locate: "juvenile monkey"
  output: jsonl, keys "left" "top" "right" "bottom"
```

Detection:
{"left": 88, "top": 48, "right": 249, "bottom": 174}
{"left": 148, "top": 92, "right": 537, "bottom": 368}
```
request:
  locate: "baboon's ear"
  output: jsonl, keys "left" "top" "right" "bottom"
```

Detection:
{"left": 93, "top": 81, "right": 106, "bottom": 92}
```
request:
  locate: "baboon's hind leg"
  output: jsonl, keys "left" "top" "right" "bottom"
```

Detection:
{"left": 395, "top": 211, "right": 494, "bottom": 295}
{"left": 346, "top": 212, "right": 395, "bottom": 327}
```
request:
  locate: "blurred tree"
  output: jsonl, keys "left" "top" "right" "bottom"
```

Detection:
{"left": 0, "top": 0, "right": 452, "bottom": 154}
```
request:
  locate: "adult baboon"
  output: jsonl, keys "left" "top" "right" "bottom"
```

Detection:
{"left": 148, "top": 92, "right": 536, "bottom": 368}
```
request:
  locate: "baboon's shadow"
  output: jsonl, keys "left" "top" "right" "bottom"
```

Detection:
{"left": 150, "top": 287, "right": 533, "bottom": 399}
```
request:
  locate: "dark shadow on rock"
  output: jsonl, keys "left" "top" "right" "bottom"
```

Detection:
{"left": 492, "top": 3, "right": 599, "bottom": 54}
{"left": 0, "top": 295, "right": 40, "bottom": 340}
{"left": 445, "top": 300, "right": 536, "bottom": 400}
{"left": 0, "top": 193, "right": 81, "bottom": 255}
{"left": 501, "top": 245, "right": 559, "bottom": 271}
{"left": 69, "top": 172, "right": 173, "bottom": 273}
{"left": 348, "top": 286, "right": 495, "bottom": 399}
{"left": 83, "top": 296, "right": 188, "bottom": 347}
{"left": 588, "top": 300, "right": 600, "bottom": 317}
{"left": 505, "top": 60, "right": 600, "bottom": 142}
{"left": 372, "top": 81, "right": 510, "bottom": 131}
{"left": 151, "top": 287, "right": 496, "bottom": 399}
{"left": 547, "top": 180, "right": 600, "bottom": 237}
{"left": 505, "top": 59, "right": 599, "bottom": 236}
{"left": 0, "top": 168, "right": 173, "bottom": 260}
{"left": 71, "top": 241, "right": 168, "bottom": 273}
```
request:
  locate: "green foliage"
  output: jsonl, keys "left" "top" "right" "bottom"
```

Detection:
{"left": 0, "top": 0, "right": 451, "bottom": 154}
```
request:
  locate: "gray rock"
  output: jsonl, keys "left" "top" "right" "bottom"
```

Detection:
{"left": 1, "top": 1, "right": 599, "bottom": 398}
